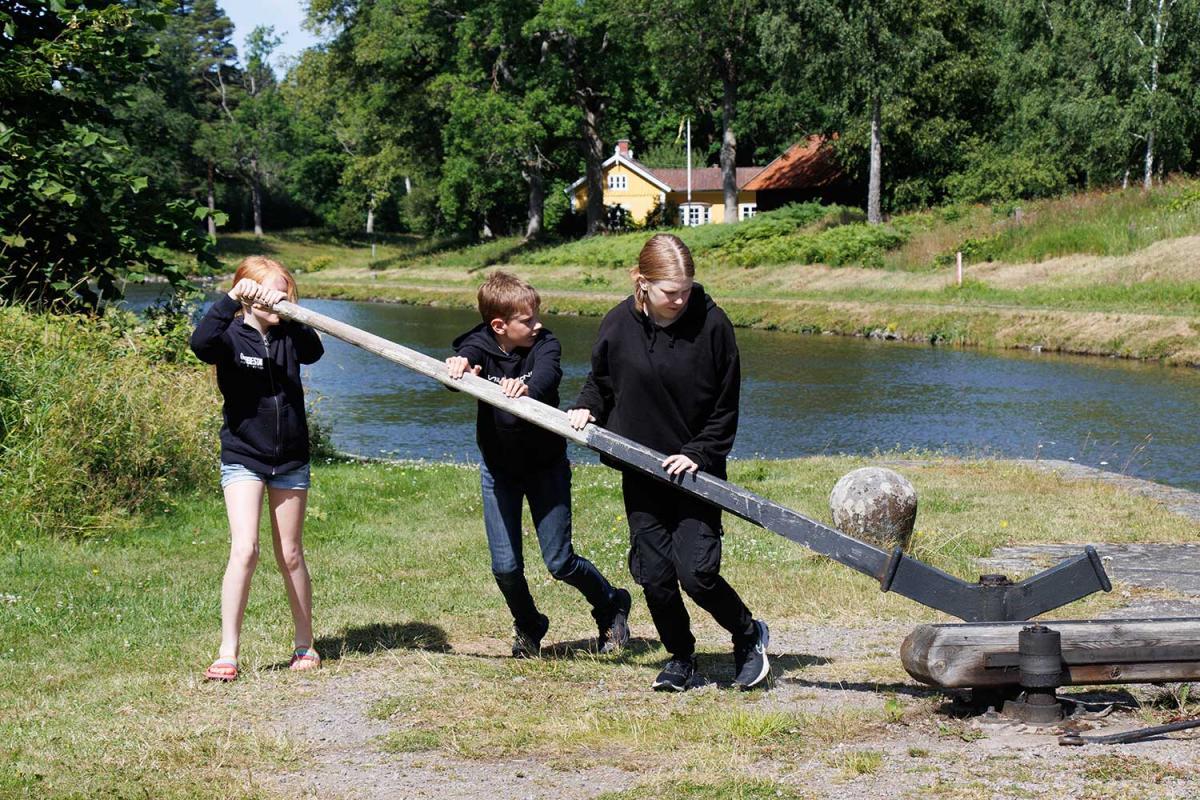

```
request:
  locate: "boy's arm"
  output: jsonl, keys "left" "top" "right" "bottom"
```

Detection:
{"left": 523, "top": 335, "right": 562, "bottom": 402}
{"left": 679, "top": 322, "right": 740, "bottom": 471}
{"left": 189, "top": 294, "right": 241, "bottom": 364}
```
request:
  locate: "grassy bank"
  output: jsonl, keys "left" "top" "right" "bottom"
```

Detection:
{"left": 212, "top": 182, "right": 1200, "bottom": 365}
{"left": 2, "top": 456, "right": 1196, "bottom": 798}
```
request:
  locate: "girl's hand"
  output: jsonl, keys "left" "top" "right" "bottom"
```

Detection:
{"left": 230, "top": 279, "right": 285, "bottom": 309}
{"left": 498, "top": 377, "right": 528, "bottom": 398}
{"left": 661, "top": 454, "right": 699, "bottom": 476}
{"left": 445, "top": 356, "right": 480, "bottom": 379}
{"left": 229, "top": 278, "right": 260, "bottom": 303}
{"left": 566, "top": 408, "right": 595, "bottom": 430}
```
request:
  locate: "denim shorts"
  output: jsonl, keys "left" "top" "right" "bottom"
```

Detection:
{"left": 220, "top": 462, "right": 311, "bottom": 490}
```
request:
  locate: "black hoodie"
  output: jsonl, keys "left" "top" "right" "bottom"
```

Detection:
{"left": 572, "top": 284, "right": 739, "bottom": 479}
{"left": 452, "top": 323, "right": 567, "bottom": 473}
{"left": 190, "top": 294, "right": 324, "bottom": 475}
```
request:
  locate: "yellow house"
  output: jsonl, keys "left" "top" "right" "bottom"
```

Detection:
{"left": 566, "top": 140, "right": 764, "bottom": 226}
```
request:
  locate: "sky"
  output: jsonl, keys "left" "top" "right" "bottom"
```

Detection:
{"left": 220, "top": 0, "right": 321, "bottom": 72}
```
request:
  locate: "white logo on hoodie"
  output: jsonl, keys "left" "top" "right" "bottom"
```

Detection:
{"left": 239, "top": 353, "right": 264, "bottom": 369}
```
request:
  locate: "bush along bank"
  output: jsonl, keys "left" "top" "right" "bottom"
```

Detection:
{"left": 0, "top": 305, "right": 221, "bottom": 541}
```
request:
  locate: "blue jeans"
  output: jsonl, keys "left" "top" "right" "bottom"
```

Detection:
{"left": 480, "top": 458, "right": 616, "bottom": 631}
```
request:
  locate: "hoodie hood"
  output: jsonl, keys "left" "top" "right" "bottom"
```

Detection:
{"left": 624, "top": 282, "right": 713, "bottom": 352}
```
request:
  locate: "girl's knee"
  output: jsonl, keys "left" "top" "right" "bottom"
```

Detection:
{"left": 229, "top": 542, "right": 260, "bottom": 570}
{"left": 275, "top": 547, "right": 305, "bottom": 574}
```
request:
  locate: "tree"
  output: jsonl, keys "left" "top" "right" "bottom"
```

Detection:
{"left": 527, "top": 0, "right": 641, "bottom": 235}
{"left": 195, "top": 26, "right": 290, "bottom": 236}
{"left": 760, "top": 0, "right": 943, "bottom": 220}
{"left": 638, "top": 0, "right": 765, "bottom": 222}
{"left": 435, "top": 0, "right": 578, "bottom": 239}
{"left": 0, "top": 1, "right": 216, "bottom": 309}
{"left": 307, "top": 0, "right": 461, "bottom": 236}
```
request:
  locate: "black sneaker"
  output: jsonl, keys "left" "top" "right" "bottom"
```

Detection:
{"left": 652, "top": 656, "right": 696, "bottom": 692}
{"left": 512, "top": 613, "right": 550, "bottom": 659}
{"left": 595, "top": 588, "right": 632, "bottom": 654}
{"left": 733, "top": 619, "right": 770, "bottom": 690}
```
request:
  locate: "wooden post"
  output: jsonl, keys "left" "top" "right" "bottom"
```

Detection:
{"left": 273, "top": 300, "right": 587, "bottom": 447}
{"left": 956, "top": 251, "right": 963, "bottom": 287}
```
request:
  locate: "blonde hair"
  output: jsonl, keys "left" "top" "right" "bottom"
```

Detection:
{"left": 478, "top": 270, "right": 540, "bottom": 322}
{"left": 632, "top": 234, "right": 695, "bottom": 312}
{"left": 231, "top": 256, "right": 298, "bottom": 314}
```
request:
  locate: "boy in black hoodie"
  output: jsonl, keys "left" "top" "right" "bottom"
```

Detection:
{"left": 446, "top": 271, "right": 631, "bottom": 657}
{"left": 567, "top": 234, "right": 769, "bottom": 692}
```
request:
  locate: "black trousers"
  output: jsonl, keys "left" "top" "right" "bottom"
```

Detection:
{"left": 623, "top": 472, "right": 755, "bottom": 659}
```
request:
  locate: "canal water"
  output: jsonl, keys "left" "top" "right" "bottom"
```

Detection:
{"left": 127, "top": 285, "right": 1200, "bottom": 492}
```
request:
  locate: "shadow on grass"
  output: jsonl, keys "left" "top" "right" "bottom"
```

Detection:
{"left": 543, "top": 635, "right": 661, "bottom": 660}
{"left": 776, "top": 675, "right": 945, "bottom": 700}
{"left": 313, "top": 621, "right": 452, "bottom": 663}
{"left": 465, "top": 237, "right": 550, "bottom": 273}
{"left": 215, "top": 236, "right": 280, "bottom": 257}
{"left": 932, "top": 686, "right": 1140, "bottom": 719}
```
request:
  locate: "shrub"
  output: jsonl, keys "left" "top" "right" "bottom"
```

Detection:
{"left": 944, "top": 143, "right": 1068, "bottom": 204}
{"left": 305, "top": 255, "right": 334, "bottom": 273}
{"left": 0, "top": 305, "right": 219, "bottom": 540}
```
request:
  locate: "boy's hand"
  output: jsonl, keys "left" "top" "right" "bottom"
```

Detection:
{"left": 566, "top": 408, "right": 595, "bottom": 430}
{"left": 661, "top": 454, "right": 699, "bottom": 476}
{"left": 445, "top": 356, "right": 481, "bottom": 379}
{"left": 498, "top": 377, "right": 528, "bottom": 398}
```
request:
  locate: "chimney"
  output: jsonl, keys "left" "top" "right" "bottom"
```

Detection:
{"left": 615, "top": 139, "right": 632, "bottom": 159}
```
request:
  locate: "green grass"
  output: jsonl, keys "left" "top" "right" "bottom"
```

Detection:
{"left": 1, "top": 455, "right": 1196, "bottom": 797}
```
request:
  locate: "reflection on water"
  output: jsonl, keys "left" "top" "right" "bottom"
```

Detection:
{"left": 126, "top": 284, "right": 1200, "bottom": 491}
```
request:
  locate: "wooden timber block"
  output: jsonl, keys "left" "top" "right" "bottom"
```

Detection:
{"left": 902, "top": 617, "right": 1200, "bottom": 689}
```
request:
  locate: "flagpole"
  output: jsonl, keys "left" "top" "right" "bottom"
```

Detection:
{"left": 686, "top": 118, "right": 692, "bottom": 225}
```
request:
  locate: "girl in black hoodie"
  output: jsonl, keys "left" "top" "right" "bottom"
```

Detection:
{"left": 190, "top": 257, "right": 324, "bottom": 681}
{"left": 567, "top": 234, "right": 769, "bottom": 692}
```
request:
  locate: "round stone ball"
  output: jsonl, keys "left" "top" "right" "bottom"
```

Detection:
{"left": 829, "top": 467, "right": 918, "bottom": 551}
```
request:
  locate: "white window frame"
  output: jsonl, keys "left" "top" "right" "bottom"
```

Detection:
{"left": 607, "top": 174, "right": 628, "bottom": 190}
{"left": 679, "top": 203, "right": 711, "bottom": 227}
{"left": 739, "top": 203, "right": 758, "bottom": 221}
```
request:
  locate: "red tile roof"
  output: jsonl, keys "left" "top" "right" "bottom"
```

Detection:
{"left": 742, "top": 135, "right": 842, "bottom": 191}
{"left": 641, "top": 164, "right": 766, "bottom": 192}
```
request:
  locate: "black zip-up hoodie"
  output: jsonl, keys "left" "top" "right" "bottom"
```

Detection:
{"left": 452, "top": 322, "right": 567, "bottom": 474}
{"left": 572, "top": 284, "right": 739, "bottom": 479}
{"left": 190, "top": 294, "right": 324, "bottom": 475}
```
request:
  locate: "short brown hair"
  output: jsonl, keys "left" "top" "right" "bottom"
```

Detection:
{"left": 632, "top": 234, "right": 694, "bottom": 311}
{"left": 478, "top": 270, "right": 540, "bottom": 322}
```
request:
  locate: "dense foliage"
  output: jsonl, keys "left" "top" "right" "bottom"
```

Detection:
{"left": 0, "top": 1, "right": 221, "bottom": 309}
{"left": 4, "top": 0, "right": 1200, "bottom": 272}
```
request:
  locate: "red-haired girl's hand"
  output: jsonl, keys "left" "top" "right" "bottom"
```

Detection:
{"left": 229, "top": 279, "right": 285, "bottom": 309}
